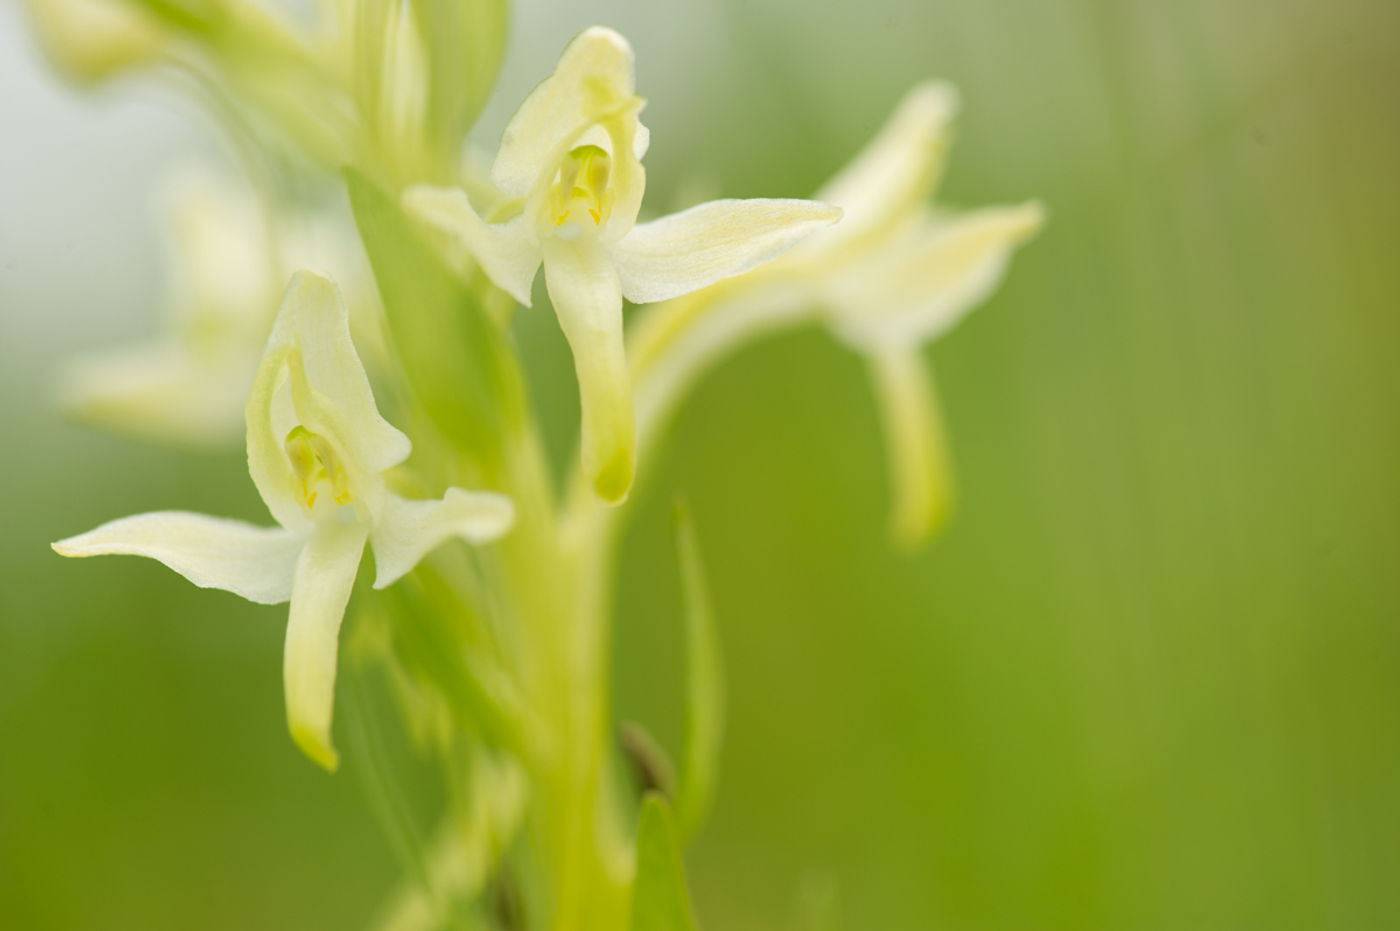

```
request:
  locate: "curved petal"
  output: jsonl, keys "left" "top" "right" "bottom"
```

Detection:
{"left": 492, "top": 27, "right": 636, "bottom": 198}
{"left": 598, "top": 106, "right": 649, "bottom": 241}
{"left": 867, "top": 348, "right": 954, "bottom": 549}
{"left": 246, "top": 343, "right": 306, "bottom": 531}
{"left": 370, "top": 488, "right": 516, "bottom": 588}
{"left": 827, "top": 201, "right": 1046, "bottom": 349}
{"left": 612, "top": 198, "right": 842, "bottom": 305}
{"left": 402, "top": 185, "right": 541, "bottom": 306}
{"left": 270, "top": 272, "right": 411, "bottom": 473}
{"left": 248, "top": 272, "right": 410, "bottom": 527}
{"left": 814, "top": 81, "right": 959, "bottom": 250}
{"left": 284, "top": 522, "right": 368, "bottom": 772}
{"left": 542, "top": 236, "right": 635, "bottom": 503}
{"left": 52, "top": 511, "right": 303, "bottom": 604}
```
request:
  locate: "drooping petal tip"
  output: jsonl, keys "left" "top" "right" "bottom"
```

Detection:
{"left": 291, "top": 722, "right": 341, "bottom": 772}
{"left": 868, "top": 348, "right": 955, "bottom": 551}
{"left": 283, "top": 524, "right": 367, "bottom": 772}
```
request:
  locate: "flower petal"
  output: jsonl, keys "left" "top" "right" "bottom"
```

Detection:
{"left": 22, "top": 0, "right": 164, "bottom": 85}
{"left": 814, "top": 81, "right": 960, "bottom": 250}
{"left": 402, "top": 185, "right": 541, "bottom": 306}
{"left": 827, "top": 201, "right": 1045, "bottom": 349}
{"left": 284, "top": 522, "right": 368, "bottom": 772}
{"left": 867, "top": 347, "right": 954, "bottom": 548}
{"left": 542, "top": 236, "right": 635, "bottom": 502}
{"left": 248, "top": 272, "right": 410, "bottom": 527}
{"left": 58, "top": 342, "right": 254, "bottom": 447}
{"left": 492, "top": 27, "right": 636, "bottom": 198}
{"left": 275, "top": 271, "right": 411, "bottom": 472}
{"left": 52, "top": 511, "right": 303, "bottom": 604}
{"left": 611, "top": 199, "right": 843, "bottom": 305}
{"left": 370, "top": 488, "right": 515, "bottom": 589}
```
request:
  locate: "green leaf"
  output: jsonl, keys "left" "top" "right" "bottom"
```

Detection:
{"left": 629, "top": 795, "right": 700, "bottom": 931}
{"left": 672, "top": 502, "right": 725, "bottom": 842}
{"left": 345, "top": 167, "right": 522, "bottom": 473}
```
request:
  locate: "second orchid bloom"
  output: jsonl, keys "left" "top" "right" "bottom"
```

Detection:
{"left": 405, "top": 27, "right": 841, "bottom": 502}
{"left": 54, "top": 273, "right": 515, "bottom": 770}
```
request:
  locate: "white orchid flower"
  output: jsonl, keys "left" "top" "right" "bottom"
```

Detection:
{"left": 60, "top": 167, "right": 382, "bottom": 447}
{"left": 626, "top": 83, "right": 1043, "bottom": 546}
{"left": 53, "top": 272, "right": 515, "bottom": 770}
{"left": 404, "top": 26, "right": 842, "bottom": 503}
{"left": 798, "top": 82, "right": 1044, "bottom": 545}
{"left": 59, "top": 169, "right": 276, "bottom": 445}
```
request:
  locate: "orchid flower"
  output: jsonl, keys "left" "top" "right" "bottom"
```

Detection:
{"left": 794, "top": 82, "right": 1044, "bottom": 545}
{"left": 60, "top": 168, "right": 381, "bottom": 447}
{"left": 404, "top": 26, "right": 842, "bottom": 503}
{"left": 628, "top": 83, "right": 1043, "bottom": 547}
{"left": 53, "top": 272, "right": 515, "bottom": 770}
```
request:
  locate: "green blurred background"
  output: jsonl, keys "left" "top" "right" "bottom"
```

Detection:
{"left": 3, "top": 0, "right": 1398, "bottom": 928}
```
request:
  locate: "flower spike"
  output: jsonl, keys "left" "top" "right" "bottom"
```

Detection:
{"left": 405, "top": 26, "right": 841, "bottom": 502}
{"left": 54, "top": 271, "right": 515, "bottom": 770}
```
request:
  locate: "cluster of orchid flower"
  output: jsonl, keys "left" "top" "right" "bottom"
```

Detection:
{"left": 31, "top": 1, "right": 1041, "bottom": 927}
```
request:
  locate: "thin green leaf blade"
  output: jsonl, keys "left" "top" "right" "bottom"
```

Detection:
{"left": 629, "top": 794, "right": 700, "bottom": 931}
{"left": 672, "top": 501, "right": 725, "bottom": 842}
{"left": 417, "top": 0, "right": 508, "bottom": 150}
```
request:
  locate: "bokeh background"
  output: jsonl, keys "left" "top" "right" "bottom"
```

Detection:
{"left": 3, "top": 0, "right": 1399, "bottom": 928}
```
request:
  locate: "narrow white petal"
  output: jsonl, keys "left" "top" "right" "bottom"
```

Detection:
{"left": 868, "top": 347, "right": 954, "bottom": 548}
{"left": 284, "top": 522, "right": 368, "bottom": 772}
{"left": 370, "top": 489, "right": 515, "bottom": 589}
{"left": 542, "top": 236, "right": 635, "bottom": 502}
{"left": 814, "top": 81, "right": 960, "bottom": 248}
{"left": 828, "top": 201, "right": 1046, "bottom": 349}
{"left": 492, "top": 27, "right": 636, "bottom": 198}
{"left": 402, "top": 185, "right": 541, "bottom": 306}
{"left": 52, "top": 512, "right": 303, "bottom": 604}
{"left": 611, "top": 198, "right": 842, "bottom": 305}
{"left": 58, "top": 342, "right": 254, "bottom": 447}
